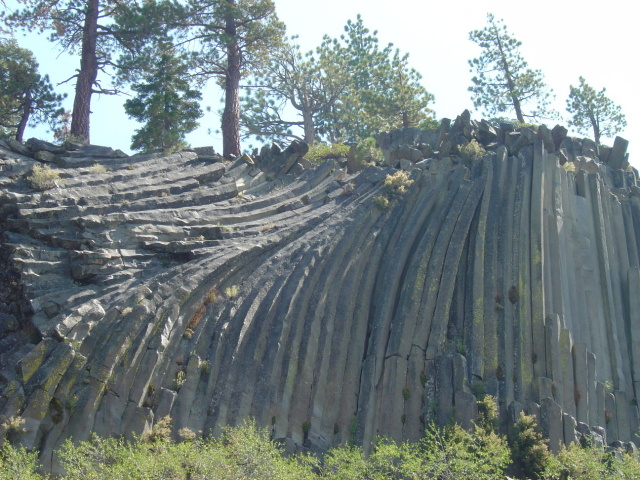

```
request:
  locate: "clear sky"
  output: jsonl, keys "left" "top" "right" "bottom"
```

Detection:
{"left": 4, "top": 0, "right": 637, "bottom": 166}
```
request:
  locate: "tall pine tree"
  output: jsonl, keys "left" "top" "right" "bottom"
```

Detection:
{"left": 468, "top": 13, "right": 554, "bottom": 123}
{"left": 168, "top": 0, "right": 285, "bottom": 158}
{"left": 4, "top": 0, "right": 152, "bottom": 143}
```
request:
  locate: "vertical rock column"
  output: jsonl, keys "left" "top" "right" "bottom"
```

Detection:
{"left": 572, "top": 343, "right": 588, "bottom": 424}
{"left": 530, "top": 142, "right": 547, "bottom": 381}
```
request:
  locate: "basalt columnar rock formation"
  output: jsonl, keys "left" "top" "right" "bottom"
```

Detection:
{"left": 1, "top": 112, "right": 639, "bottom": 473}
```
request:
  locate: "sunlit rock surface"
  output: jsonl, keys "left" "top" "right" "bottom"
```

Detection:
{"left": 1, "top": 113, "right": 639, "bottom": 472}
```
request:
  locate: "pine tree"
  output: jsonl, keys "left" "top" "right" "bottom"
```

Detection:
{"left": 509, "top": 411, "right": 551, "bottom": 479}
{"left": 0, "top": 39, "right": 65, "bottom": 142}
{"left": 468, "top": 13, "right": 555, "bottom": 123}
{"left": 566, "top": 76, "right": 626, "bottom": 144}
{"left": 4, "top": 0, "right": 153, "bottom": 143}
{"left": 240, "top": 37, "right": 348, "bottom": 144}
{"left": 241, "top": 16, "right": 435, "bottom": 145}
{"left": 320, "top": 16, "right": 435, "bottom": 143}
{"left": 167, "top": 0, "right": 285, "bottom": 158}
{"left": 383, "top": 49, "right": 435, "bottom": 130}
{"left": 124, "top": 48, "right": 202, "bottom": 153}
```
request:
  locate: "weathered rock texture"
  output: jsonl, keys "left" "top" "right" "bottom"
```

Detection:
{"left": 1, "top": 113, "right": 639, "bottom": 471}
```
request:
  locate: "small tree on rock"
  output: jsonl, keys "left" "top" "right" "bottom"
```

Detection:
{"left": 566, "top": 76, "right": 627, "bottom": 144}
{"left": 468, "top": 13, "right": 555, "bottom": 123}
{"left": 124, "top": 46, "right": 202, "bottom": 152}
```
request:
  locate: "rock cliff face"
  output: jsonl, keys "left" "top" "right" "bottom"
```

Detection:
{"left": 1, "top": 114, "right": 639, "bottom": 472}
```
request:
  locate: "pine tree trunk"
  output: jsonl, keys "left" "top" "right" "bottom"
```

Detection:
{"left": 590, "top": 112, "right": 601, "bottom": 144}
{"left": 70, "top": 0, "right": 99, "bottom": 143}
{"left": 495, "top": 32, "right": 524, "bottom": 123}
{"left": 15, "top": 85, "right": 31, "bottom": 143}
{"left": 302, "top": 108, "right": 315, "bottom": 144}
{"left": 511, "top": 94, "right": 524, "bottom": 124}
{"left": 221, "top": 4, "right": 241, "bottom": 158}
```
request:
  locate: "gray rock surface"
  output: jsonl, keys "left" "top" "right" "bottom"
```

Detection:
{"left": 1, "top": 118, "right": 638, "bottom": 472}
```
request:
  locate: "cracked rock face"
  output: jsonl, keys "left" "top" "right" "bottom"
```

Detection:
{"left": 1, "top": 115, "right": 640, "bottom": 472}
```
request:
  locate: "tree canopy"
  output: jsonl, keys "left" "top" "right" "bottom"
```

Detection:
{"left": 468, "top": 13, "right": 555, "bottom": 123}
{"left": 169, "top": 0, "right": 286, "bottom": 157}
{"left": 566, "top": 76, "right": 627, "bottom": 144}
{"left": 124, "top": 45, "right": 203, "bottom": 153}
{"left": 0, "top": 39, "right": 65, "bottom": 141}
{"left": 240, "top": 36, "right": 348, "bottom": 144}
{"left": 241, "top": 15, "right": 435, "bottom": 146}
{"left": 3, "top": 0, "right": 154, "bottom": 143}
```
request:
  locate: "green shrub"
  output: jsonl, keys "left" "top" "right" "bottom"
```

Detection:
{"left": 373, "top": 195, "right": 389, "bottom": 210}
{"left": 459, "top": 139, "right": 486, "bottom": 159}
{"left": 10, "top": 408, "right": 640, "bottom": 480}
{"left": 542, "top": 441, "right": 640, "bottom": 480}
{"left": 509, "top": 411, "right": 550, "bottom": 479}
{"left": 413, "top": 422, "right": 510, "bottom": 480}
{"left": 27, "top": 164, "right": 61, "bottom": 190}
{"left": 487, "top": 117, "right": 539, "bottom": 132}
{"left": 305, "top": 142, "right": 350, "bottom": 163}
{"left": 384, "top": 171, "right": 414, "bottom": 196}
{"left": 224, "top": 285, "right": 239, "bottom": 299}
{"left": 143, "top": 416, "right": 173, "bottom": 443}
{"left": 476, "top": 395, "right": 499, "bottom": 433}
{"left": 517, "top": 122, "right": 539, "bottom": 132}
{"left": 0, "top": 443, "right": 46, "bottom": 480}
{"left": 200, "top": 360, "right": 211, "bottom": 376}
{"left": 173, "top": 370, "right": 186, "bottom": 390}
{"left": 204, "top": 288, "right": 218, "bottom": 305}
{"left": 88, "top": 163, "right": 107, "bottom": 174}
{"left": 355, "top": 137, "right": 383, "bottom": 164}
{"left": 1, "top": 415, "right": 26, "bottom": 439}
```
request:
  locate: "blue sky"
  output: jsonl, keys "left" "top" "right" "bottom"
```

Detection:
{"left": 4, "top": 0, "right": 636, "bottom": 166}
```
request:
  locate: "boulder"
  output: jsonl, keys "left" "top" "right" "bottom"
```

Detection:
{"left": 25, "top": 138, "right": 65, "bottom": 154}
{"left": 8, "top": 139, "right": 31, "bottom": 157}
{"left": 581, "top": 138, "right": 598, "bottom": 159}
{"left": 477, "top": 120, "right": 498, "bottom": 145}
{"left": 389, "top": 145, "right": 423, "bottom": 163}
{"left": 34, "top": 150, "right": 58, "bottom": 163}
{"left": 509, "top": 127, "right": 536, "bottom": 155}
{"left": 608, "top": 136, "right": 629, "bottom": 170}
{"left": 537, "top": 124, "right": 555, "bottom": 153}
{"left": 347, "top": 146, "right": 364, "bottom": 174}
{"left": 437, "top": 133, "right": 452, "bottom": 158}
{"left": 563, "top": 412, "right": 577, "bottom": 445}
{"left": 66, "top": 144, "right": 128, "bottom": 158}
{"left": 399, "top": 159, "right": 414, "bottom": 171}
{"left": 508, "top": 401, "right": 525, "bottom": 424}
{"left": 551, "top": 125, "right": 568, "bottom": 150}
